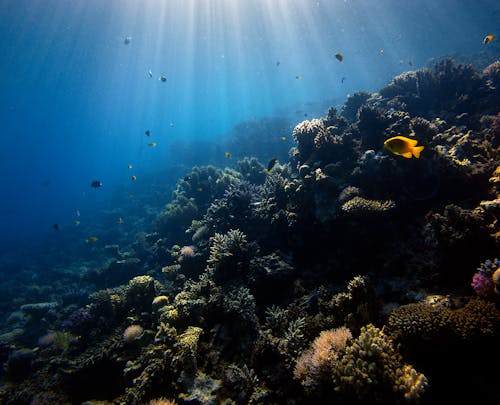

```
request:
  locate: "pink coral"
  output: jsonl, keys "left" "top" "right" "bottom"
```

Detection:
{"left": 180, "top": 245, "right": 195, "bottom": 259}
{"left": 471, "top": 272, "right": 494, "bottom": 298}
{"left": 294, "top": 327, "right": 352, "bottom": 389}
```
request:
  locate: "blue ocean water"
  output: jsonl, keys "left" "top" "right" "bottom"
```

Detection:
{"left": 0, "top": 0, "right": 498, "bottom": 256}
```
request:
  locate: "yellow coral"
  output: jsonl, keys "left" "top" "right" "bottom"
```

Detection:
{"left": 341, "top": 196, "right": 395, "bottom": 215}
{"left": 397, "top": 365, "right": 428, "bottom": 400}
{"left": 178, "top": 326, "right": 203, "bottom": 353}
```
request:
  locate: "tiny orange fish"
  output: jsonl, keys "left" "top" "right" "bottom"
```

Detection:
{"left": 484, "top": 34, "right": 494, "bottom": 44}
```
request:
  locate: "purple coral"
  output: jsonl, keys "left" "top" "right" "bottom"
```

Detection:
{"left": 472, "top": 258, "right": 500, "bottom": 298}
{"left": 61, "top": 307, "right": 93, "bottom": 334}
{"left": 471, "top": 272, "right": 494, "bottom": 298}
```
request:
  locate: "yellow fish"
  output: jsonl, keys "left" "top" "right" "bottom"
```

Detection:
{"left": 117, "top": 217, "right": 124, "bottom": 224}
{"left": 148, "top": 142, "right": 157, "bottom": 147}
{"left": 85, "top": 236, "right": 98, "bottom": 243}
{"left": 131, "top": 175, "right": 137, "bottom": 181}
{"left": 384, "top": 136, "right": 424, "bottom": 159}
{"left": 73, "top": 220, "right": 80, "bottom": 226}
{"left": 335, "top": 52, "right": 344, "bottom": 62}
{"left": 225, "top": 151, "right": 231, "bottom": 159}
{"left": 484, "top": 34, "right": 494, "bottom": 44}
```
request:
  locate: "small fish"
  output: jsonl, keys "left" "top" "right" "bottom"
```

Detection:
{"left": 265, "top": 158, "right": 278, "bottom": 174}
{"left": 280, "top": 136, "right": 287, "bottom": 141}
{"left": 295, "top": 75, "right": 302, "bottom": 80}
{"left": 196, "top": 187, "right": 203, "bottom": 192}
{"left": 52, "top": 224, "right": 59, "bottom": 231}
{"left": 148, "top": 142, "right": 157, "bottom": 147}
{"left": 341, "top": 77, "right": 346, "bottom": 83}
{"left": 145, "top": 130, "right": 151, "bottom": 136}
{"left": 225, "top": 151, "right": 231, "bottom": 159}
{"left": 76, "top": 210, "right": 81, "bottom": 217}
{"left": 127, "top": 164, "right": 133, "bottom": 169}
{"left": 123, "top": 36, "right": 132, "bottom": 45}
{"left": 169, "top": 122, "right": 174, "bottom": 127}
{"left": 90, "top": 180, "right": 103, "bottom": 188}
{"left": 384, "top": 136, "right": 424, "bottom": 159}
{"left": 276, "top": 61, "right": 280, "bottom": 66}
{"left": 85, "top": 236, "right": 98, "bottom": 243}
{"left": 484, "top": 34, "right": 494, "bottom": 44}
{"left": 74, "top": 220, "right": 80, "bottom": 226}
{"left": 117, "top": 217, "right": 124, "bottom": 224}
{"left": 131, "top": 175, "right": 137, "bottom": 181}
{"left": 408, "top": 60, "right": 414, "bottom": 67}
{"left": 148, "top": 70, "right": 153, "bottom": 78}
{"left": 159, "top": 75, "right": 167, "bottom": 82}
{"left": 379, "top": 49, "right": 384, "bottom": 55}
{"left": 335, "top": 52, "right": 343, "bottom": 62}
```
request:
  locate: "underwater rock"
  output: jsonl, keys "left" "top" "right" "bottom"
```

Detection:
{"left": 5, "top": 348, "right": 34, "bottom": 382}
{"left": 0, "top": 328, "right": 24, "bottom": 346}
{"left": 20, "top": 301, "right": 58, "bottom": 315}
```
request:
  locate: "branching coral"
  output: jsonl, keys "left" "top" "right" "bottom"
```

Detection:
{"left": 341, "top": 91, "right": 371, "bottom": 122}
{"left": 222, "top": 286, "right": 257, "bottom": 323}
{"left": 292, "top": 118, "right": 324, "bottom": 162}
{"left": 203, "top": 181, "right": 264, "bottom": 238}
{"left": 208, "top": 230, "right": 252, "bottom": 270}
{"left": 237, "top": 157, "right": 267, "bottom": 185}
{"left": 156, "top": 166, "right": 242, "bottom": 242}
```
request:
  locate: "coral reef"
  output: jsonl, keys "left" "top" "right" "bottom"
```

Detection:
{"left": 156, "top": 166, "right": 242, "bottom": 244}
{"left": 1, "top": 59, "right": 500, "bottom": 404}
